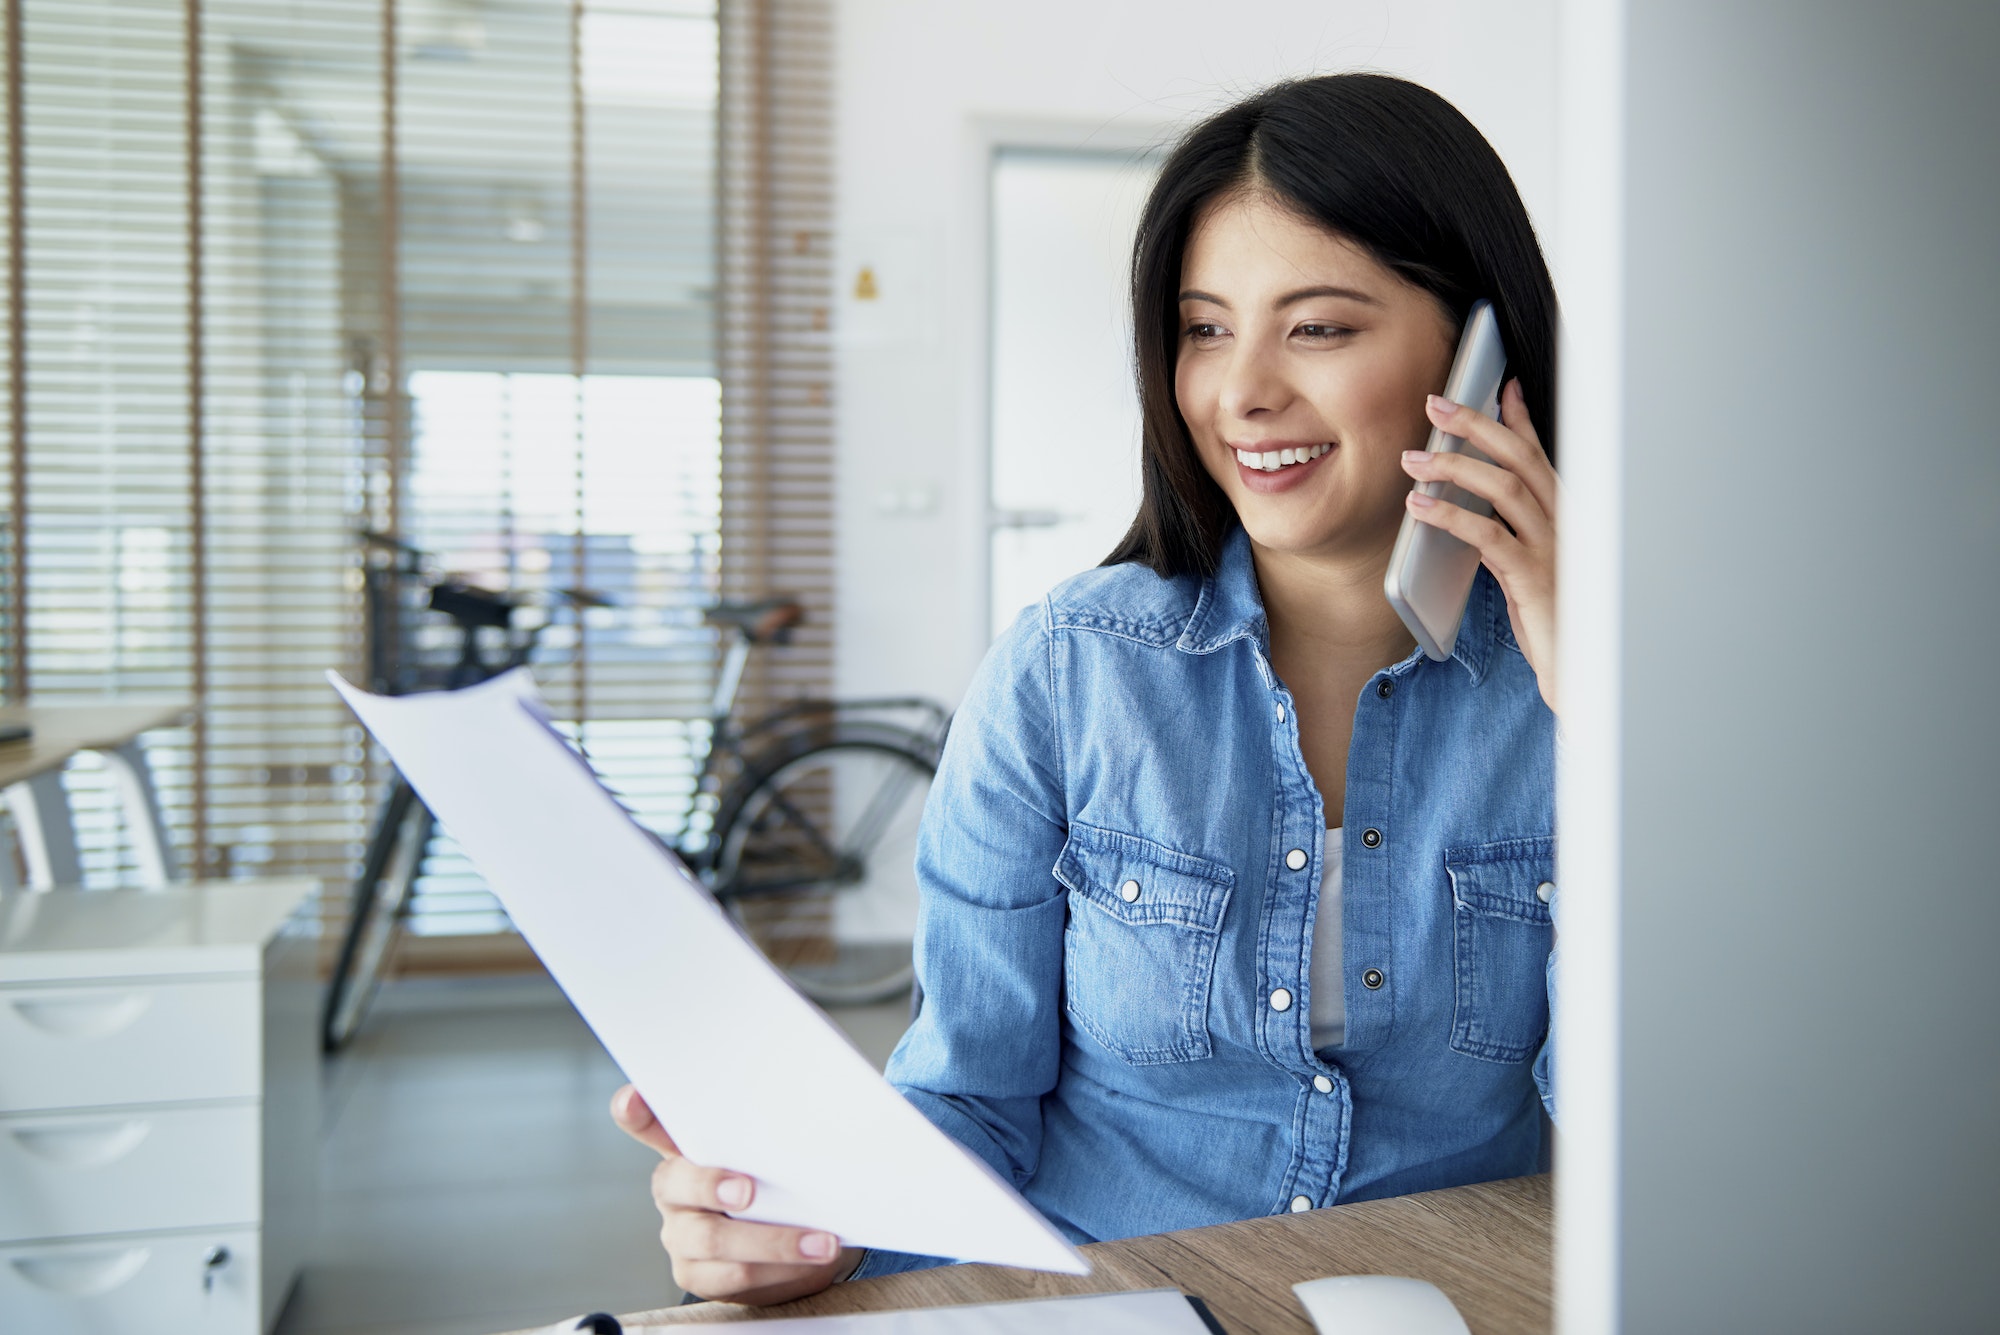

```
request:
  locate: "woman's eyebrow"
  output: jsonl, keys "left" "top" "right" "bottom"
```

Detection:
{"left": 1176, "top": 285, "right": 1384, "bottom": 309}
{"left": 1275, "top": 284, "right": 1382, "bottom": 308}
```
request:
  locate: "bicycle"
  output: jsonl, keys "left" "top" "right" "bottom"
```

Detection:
{"left": 321, "top": 537, "right": 946, "bottom": 1052}
{"left": 677, "top": 597, "right": 946, "bottom": 1009}
{"left": 322, "top": 536, "right": 604, "bottom": 1051}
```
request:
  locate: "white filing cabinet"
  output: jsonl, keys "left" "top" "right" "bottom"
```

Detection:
{"left": 0, "top": 879, "right": 319, "bottom": 1334}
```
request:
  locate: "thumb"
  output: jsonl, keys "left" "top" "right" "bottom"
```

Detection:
{"left": 609, "top": 1084, "right": 680, "bottom": 1159}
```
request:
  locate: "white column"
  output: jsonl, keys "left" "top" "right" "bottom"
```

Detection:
{"left": 1559, "top": 1, "right": 2000, "bottom": 1329}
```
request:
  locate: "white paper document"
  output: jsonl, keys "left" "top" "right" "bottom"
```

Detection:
{"left": 329, "top": 669, "right": 1087, "bottom": 1274}
{"left": 629, "top": 1289, "right": 1215, "bottom": 1334}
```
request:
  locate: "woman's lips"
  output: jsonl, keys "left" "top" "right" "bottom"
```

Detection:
{"left": 1234, "top": 443, "right": 1335, "bottom": 493}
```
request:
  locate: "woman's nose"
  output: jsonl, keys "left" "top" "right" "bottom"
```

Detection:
{"left": 1215, "top": 344, "right": 1293, "bottom": 420}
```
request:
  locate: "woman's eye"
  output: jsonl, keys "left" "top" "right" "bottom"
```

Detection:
{"left": 1295, "top": 323, "right": 1355, "bottom": 341}
{"left": 1183, "top": 321, "right": 1228, "bottom": 343}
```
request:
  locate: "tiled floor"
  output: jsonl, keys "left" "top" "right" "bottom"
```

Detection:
{"left": 273, "top": 974, "right": 912, "bottom": 1335}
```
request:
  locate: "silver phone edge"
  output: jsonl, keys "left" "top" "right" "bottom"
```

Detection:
{"left": 1384, "top": 519, "right": 1453, "bottom": 662}
{"left": 1383, "top": 301, "right": 1508, "bottom": 661}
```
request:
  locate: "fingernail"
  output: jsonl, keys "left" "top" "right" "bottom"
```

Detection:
{"left": 1402, "top": 450, "right": 1427, "bottom": 465}
{"left": 717, "top": 1176, "right": 752, "bottom": 1209}
{"left": 1407, "top": 490, "right": 1437, "bottom": 508}
{"left": 800, "top": 1231, "right": 838, "bottom": 1260}
{"left": 1426, "top": 394, "right": 1454, "bottom": 415}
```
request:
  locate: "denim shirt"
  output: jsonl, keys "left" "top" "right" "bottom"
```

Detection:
{"left": 850, "top": 527, "right": 1557, "bottom": 1279}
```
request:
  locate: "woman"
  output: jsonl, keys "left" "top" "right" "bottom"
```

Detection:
{"left": 613, "top": 72, "right": 1562, "bottom": 1304}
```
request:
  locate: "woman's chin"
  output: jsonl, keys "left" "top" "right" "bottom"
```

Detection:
{"left": 1234, "top": 498, "right": 1401, "bottom": 565}
{"left": 1236, "top": 509, "right": 1343, "bottom": 557}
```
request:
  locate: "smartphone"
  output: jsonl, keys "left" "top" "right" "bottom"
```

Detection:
{"left": 1384, "top": 299, "right": 1508, "bottom": 662}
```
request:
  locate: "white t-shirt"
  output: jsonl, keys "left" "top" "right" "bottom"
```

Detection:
{"left": 1309, "top": 827, "right": 1345, "bottom": 1051}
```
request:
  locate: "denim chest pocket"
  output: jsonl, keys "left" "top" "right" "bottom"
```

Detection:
{"left": 1054, "top": 824, "right": 1234, "bottom": 1066}
{"left": 1446, "top": 836, "right": 1556, "bottom": 1064}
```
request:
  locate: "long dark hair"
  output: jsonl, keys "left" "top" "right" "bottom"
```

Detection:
{"left": 1105, "top": 74, "right": 1558, "bottom": 578}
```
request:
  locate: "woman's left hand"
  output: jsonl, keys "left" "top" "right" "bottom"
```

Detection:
{"left": 1401, "top": 379, "right": 1561, "bottom": 718}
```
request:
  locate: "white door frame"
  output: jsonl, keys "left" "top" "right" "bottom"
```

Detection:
{"left": 953, "top": 116, "right": 1176, "bottom": 656}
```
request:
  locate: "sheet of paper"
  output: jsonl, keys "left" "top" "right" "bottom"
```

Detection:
{"left": 329, "top": 669, "right": 1086, "bottom": 1274}
{"left": 628, "top": 1289, "right": 1215, "bottom": 1334}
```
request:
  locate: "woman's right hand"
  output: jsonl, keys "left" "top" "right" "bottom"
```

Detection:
{"left": 610, "top": 1084, "right": 861, "bottom": 1305}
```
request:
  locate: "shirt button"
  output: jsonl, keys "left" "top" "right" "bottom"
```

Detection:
{"left": 1377, "top": 679, "right": 1395, "bottom": 699}
{"left": 1290, "top": 1195, "right": 1313, "bottom": 1213}
{"left": 1269, "top": 987, "right": 1293, "bottom": 1012}
{"left": 1361, "top": 828, "right": 1383, "bottom": 849}
{"left": 1362, "top": 968, "right": 1384, "bottom": 990}
{"left": 1536, "top": 881, "right": 1555, "bottom": 904}
{"left": 1274, "top": 702, "right": 1286, "bottom": 723}
{"left": 1285, "top": 848, "right": 1307, "bottom": 871}
{"left": 1312, "top": 1075, "right": 1334, "bottom": 1094}
{"left": 1119, "top": 879, "right": 1141, "bottom": 903}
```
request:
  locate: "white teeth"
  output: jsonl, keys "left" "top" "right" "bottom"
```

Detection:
{"left": 1237, "top": 443, "right": 1331, "bottom": 471}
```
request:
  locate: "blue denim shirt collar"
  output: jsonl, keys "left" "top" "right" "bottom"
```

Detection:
{"left": 1175, "top": 525, "right": 1495, "bottom": 685}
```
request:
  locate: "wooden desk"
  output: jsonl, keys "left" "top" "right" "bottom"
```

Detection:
{"left": 0, "top": 701, "right": 190, "bottom": 889}
{"left": 608, "top": 1175, "right": 1551, "bottom": 1335}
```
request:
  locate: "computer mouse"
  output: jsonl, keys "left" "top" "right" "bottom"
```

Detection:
{"left": 1292, "top": 1274, "right": 1473, "bottom": 1334}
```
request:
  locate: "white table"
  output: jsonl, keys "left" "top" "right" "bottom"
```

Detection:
{"left": 0, "top": 701, "right": 189, "bottom": 890}
{"left": 0, "top": 878, "right": 319, "bottom": 1334}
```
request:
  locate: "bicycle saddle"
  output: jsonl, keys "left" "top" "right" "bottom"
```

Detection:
{"left": 429, "top": 580, "right": 517, "bottom": 629}
{"left": 703, "top": 596, "right": 805, "bottom": 643}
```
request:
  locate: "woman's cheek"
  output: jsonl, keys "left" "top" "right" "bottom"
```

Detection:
{"left": 1173, "top": 365, "right": 1212, "bottom": 439}
{"left": 1175, "top": 377, "right": 1228, "bottom": 481}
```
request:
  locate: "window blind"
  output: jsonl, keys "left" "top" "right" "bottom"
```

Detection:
{"left": 0, "top": 0, "right": 830, "bottom": 974}
{"left": 10, "top": 0, "right": 201, "bottom": 882}
{"left": 200, "top": 0, "right": 378, "bottom": 891}
{"left": 716, "top": 0, "right": 832, "bottom": 720}
{"left": 384, "top": 0, "right": 724, "bottom": 945}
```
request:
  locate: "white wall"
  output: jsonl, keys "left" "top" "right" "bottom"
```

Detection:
{"left": 1558, "top": 1, "right": 2000, "bottom": 1329}
{"left": 832, "top": 0, "right": 1558, "bottom": 706}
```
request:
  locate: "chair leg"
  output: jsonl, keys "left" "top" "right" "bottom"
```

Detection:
{"left": 4, "top": 768, "right": 83, "bottom": 889}
{"left": 101, "top": 741, "right": 178, "bottom": 888}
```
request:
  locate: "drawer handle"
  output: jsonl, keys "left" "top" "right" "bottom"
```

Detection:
{"left": 9, "top": 1119, "right": 152, "bottom": 1168}
{"left": 9, "top": 1247, "right": 151, "bottom": 1296}
{"left": 8, "top": 993, "right": 152, "bottom": 1039}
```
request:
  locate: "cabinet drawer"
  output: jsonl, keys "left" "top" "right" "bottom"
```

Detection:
{"left": 0, "top": 979, "right": 260, "bottom": 1112}
{"left": 0, "top": 1103, "right": 259, "bottom": 1243}
{"left": 0, "top": 1227, "right": 260, "bottom": 1335}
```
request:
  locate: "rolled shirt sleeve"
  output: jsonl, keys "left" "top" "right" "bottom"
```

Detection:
{"left": 848, "top": 603, "right": 1073, "bottom": 1275}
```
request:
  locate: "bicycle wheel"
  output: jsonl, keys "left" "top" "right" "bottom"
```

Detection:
{"left": 322, "top": 780, "right": 433, "bottom": 1051}
{"left": 711, "top": 724, "right": 936, "bottom": 1005}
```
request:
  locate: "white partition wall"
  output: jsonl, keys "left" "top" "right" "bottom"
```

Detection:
{"left": 1557, "top": 2, "right": 2000, "bottom": 1330}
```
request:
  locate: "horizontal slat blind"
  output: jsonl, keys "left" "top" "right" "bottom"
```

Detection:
{"left": 391, "top": 0, "right": 722, "bottom": 939}
{"left": 711, "top": 0, "right": 834, "bottom": 959}
{"left": 716, "top": 0, "right": 832, "bottom": 719}
{"left": 199, "top": 0, "right": 378, "bottom": 885}
{"left": 18, "top": 0, "right": 198, "bottom": 881}
{"left": 3, "top": 0, "right": 20, "bottom": 701}
{"left": 3, "top": 0, "right": 738, "bottom": 963}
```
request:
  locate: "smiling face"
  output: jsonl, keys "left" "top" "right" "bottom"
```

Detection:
{"left": 1175, "top": 190, "right": 1458, "bottom": 567}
